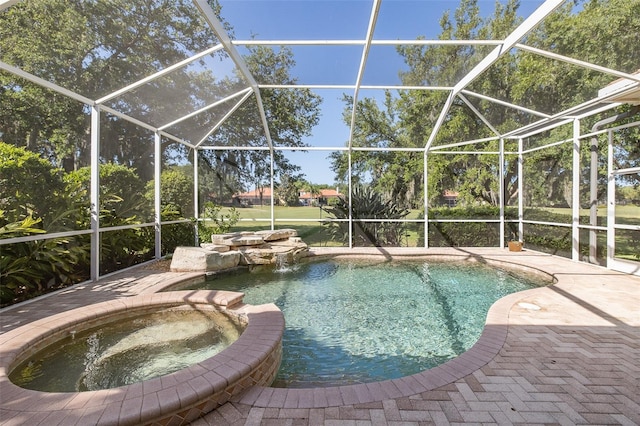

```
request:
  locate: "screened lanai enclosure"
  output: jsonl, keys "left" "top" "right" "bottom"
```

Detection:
{"left": 1, "top": 0, "right": 639, "bottom": 305}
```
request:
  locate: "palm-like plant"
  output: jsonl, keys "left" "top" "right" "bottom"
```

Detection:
{"left": 323, "top": 185, "right": 409, "bottom": 247}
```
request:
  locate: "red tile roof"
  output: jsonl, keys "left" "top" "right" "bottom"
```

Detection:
{"left": 234, "top": 188, "right": 272, "bottom": 198}
{"left": 299, "top": 189, "right": 341, "bottom": 199}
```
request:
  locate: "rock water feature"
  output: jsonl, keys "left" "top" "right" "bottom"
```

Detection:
{"left": 170, "top": 228, "right": 309, "bottom": 272}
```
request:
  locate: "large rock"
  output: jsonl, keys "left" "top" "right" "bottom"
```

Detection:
{"left": 170, "top": 247, "right": 240, "bottom": 272}
{"left": 254, "top": 229, "right": 298, "bottom": 242}
{"left": 212, "top": 234, "right": 264, "bottom": 248}
{"left": 238, "top": 241, "right": 309, "bottom": 266}
{"left": 171, "top": 229, "right": 309, "bottom": 271}
{"left": 211, "top": 233, "right": 242, "bottom": 244}
{"left": 211, "top": 231, "right": 257, "bottom": 244}
{"left": 225, "top": 235, "right": 265, "bottom": 247}
{"left": 200, "top": 243, "right": 230, "bottom": 252}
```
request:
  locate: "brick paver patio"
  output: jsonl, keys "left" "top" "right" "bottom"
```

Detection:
{"left": 1, "top": 248, "right": 638, "bottom": 425}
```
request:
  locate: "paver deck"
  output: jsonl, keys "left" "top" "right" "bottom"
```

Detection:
{"left": 1, "top": 248, "right": 639, "bottom": 425}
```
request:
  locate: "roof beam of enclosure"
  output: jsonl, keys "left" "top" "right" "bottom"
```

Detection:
{"left": 461, "top": 90, "right": 551, "bottom": 118}
{"left": 503, "top": 83, "right": 635, "bottom": 139}
{"left": 157, "top": 87, "right": 252, "bottom": 131}
{"left": 574, "top": 103, "right": 624, "bottom": 120}
{"left": 232, "top": 39, "right": 503, "bottom": 46}
{"left": 347, "top": 0, "right": 381, "bottom": 150}
{"left": 430, "top": 136, "right": 500, "bottom": 151}
{"left": 99, "top": 104, "right": 195, "bottom": 148}
{"left": 0, "top": 60, "right": 196, "bottom": 146}
{"left": 458, "top": 93, "right": 501, "bottom": 136}
{"left": 95, "top": 44, "right": 225, "bottom": 105}
{"left": 453, "top": 0, "right": 566, "bottom": 96}
{"left": 0, "top": 60, "right": 94, "bottom": 105}
{"left": 194, "top": 0, "right": 274, "bottom": 151}
{"left": 516, "top": 44, "right": 640, "bottom": 83}
{"left": 257, "top": 84, "right": 453, "bottom": 91}
{"left": 424, "top": 0, "right": 566, "bottom": 151}
{"left": 195, "top": 90, "right": 254, "bottom": 148}
{"left": 0, "top": 0, "right": 20, "bottom": 12}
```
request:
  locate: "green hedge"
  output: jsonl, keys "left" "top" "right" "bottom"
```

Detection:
{"left": 419, "top": 206, "right": 607, "bottom": 260}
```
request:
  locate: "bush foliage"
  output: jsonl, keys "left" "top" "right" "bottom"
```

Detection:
{"left": 323, "top": 186, "right": 410, "bottom": 247}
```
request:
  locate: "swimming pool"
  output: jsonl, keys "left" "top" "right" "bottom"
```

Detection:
{"left": 177, "top": 259, "right": 543, "bottom": 387}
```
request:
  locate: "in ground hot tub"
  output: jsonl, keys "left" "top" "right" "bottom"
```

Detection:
{"left": 0, "top": 291, "right": 283, "bottom": 425}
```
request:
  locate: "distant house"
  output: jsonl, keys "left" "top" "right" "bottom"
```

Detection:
{"left": 232, "top": 187, "right": 272, "bottom": 206}
{"left": 299, "top": 188, "right": 342, "bottom": 206}
{"left": 233, "top": 187, "right": 343, "bottom": 206}
{"left": 443, "top": 190, "right": 459, "bottom": 207}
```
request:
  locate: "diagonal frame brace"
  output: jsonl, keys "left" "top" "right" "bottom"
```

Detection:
{"left": 194, "top": 0, "right": 274, "bottom": 151}
{"left": 424, "top": 0, "right": 566, "bottom": 151}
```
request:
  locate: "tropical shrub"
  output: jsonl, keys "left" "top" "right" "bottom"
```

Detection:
{"left": 0, "top": 142, "right": 67, "bottom": 226}
{"left": 144, "top": 167, "right": 194, "bottom": 218}
{"left": 323, "top": 185, "right": 410, "bottom": 247}
{"left": 422, "top": 206, "right": 505, "bottom": 247}
{"left": 66, "top": 163, "right": 153, "bottom": 274}
{"left": 0, "top": 212, "right": 89, "bottom": 306}
{"left": 159, "top": 207, "right": 196, "bottom": 255}
{"left": 197, "top": 202, "right": 240, "bottom": 244}
{"left": 420, "top": 206, "right": 598, "bottom": 257}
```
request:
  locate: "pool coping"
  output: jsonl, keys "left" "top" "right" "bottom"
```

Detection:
{"left": 0, "top": 291, "right": 284, "bottom": 425}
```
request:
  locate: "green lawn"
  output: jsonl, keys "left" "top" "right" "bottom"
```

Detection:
{"left": 216, "top": 205, "right": 637, "bottom": 258}
{"left": 539, "top": 205, "right": 640, "bottom": 225}
{"left": 223, "top": 205, "right": 423, "bottom": 221}
{"left": 220, "top": 205, "right": 423, "bottom": 247}
{"left": 524, "top": 205, "right": 639, "bottom": 261}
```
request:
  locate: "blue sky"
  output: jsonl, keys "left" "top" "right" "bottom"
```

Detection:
{"left": 217, "top": 0, "right": 546, "bottom": 184}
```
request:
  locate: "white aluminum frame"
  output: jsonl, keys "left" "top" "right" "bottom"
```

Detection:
{"left": 1, "top": 0, "right": 638, "bottom": 280}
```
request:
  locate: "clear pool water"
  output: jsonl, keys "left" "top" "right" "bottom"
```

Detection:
{"left": 10, "top": 308, "right": 243, "bottom": 392}
{"left": 180, "top": 260, "right": 543, "bottom": 388}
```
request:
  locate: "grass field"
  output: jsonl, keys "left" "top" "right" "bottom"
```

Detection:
{"left": 223, "top": 205, "right": 423, "bottom": 221}
{"left": 229, "top": 204, "right": 640, "bottom": 222}
{"left": 220, "top": 205, "right": 422, "bottom": 247}
{"left": 215, "top": 205, "right": 638, "bottom": 259}
{"left": 540, "top": 205, "right": 640, "bottom": 225}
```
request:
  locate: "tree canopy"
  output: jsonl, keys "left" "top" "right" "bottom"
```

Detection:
{"left": 331, "top": 0, "right": 639, "bottom": 209}
{"left": 0, "top": 0, "right": 223, "bottom": 173}
{"left": 0, "top": 0, "right": 322, "bottom": 210}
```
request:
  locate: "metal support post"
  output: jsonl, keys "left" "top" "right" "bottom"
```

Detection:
{"left": 348, "top": 149, "right": 353, "bottom": 248}
{"left": 606, "top": 130, "right": 615, "bottom": 267}
{"left": 193, "top": 149, "right": 200, "bottom": 246}
{"left": 518, "top": 138, "right": 524, "bottom": 242}
{"left": 499, "top": 138, "right": 505, "bottom": 248}
{"left": 424, "top": 151, "right": 429, "bottom": 248}
{"left": 572, "top": 119, "right": 581, "bottom": 261}
{"left": 90, "top": 106, "right": 101, "bottom": 281}
{"left": 154, "top": 132, "right": 162, "bottom": 259}
{"left": 270, "top": 152, "right": 275, "bottom": 230}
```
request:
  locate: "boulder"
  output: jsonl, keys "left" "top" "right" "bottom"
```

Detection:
{"left": 211, "top": 233, "right": 242, "bottom": 244}
{"left": 170, "top": 247, "right": 240, "bottom": 272}
{"left": 171, "top": 229, "right": 309, "bottom": 271}
{"left": 200, "top": 243, "right": 230, "bottom": 253}
{"left": 270, "top": 238, "right": 306, "bottom": 248}
{"left": 238, "top": 242, "right": 309, "bottom": 266}
{"left": 255, "top": 228, "right": 298, "bottom": 242}
{"left": 225, "top": 235, "right": 265, "bottom": 248}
